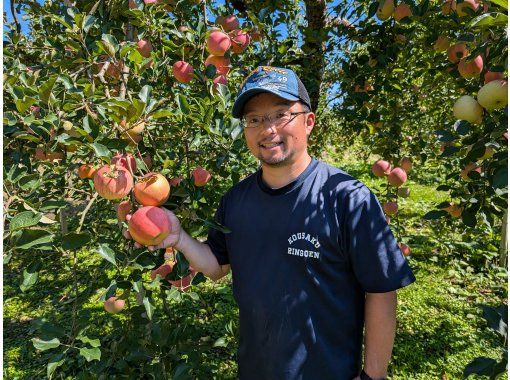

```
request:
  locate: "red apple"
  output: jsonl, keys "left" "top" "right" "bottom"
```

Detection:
{"left": 172, "top": 61, "right": 194, "bottom": 83}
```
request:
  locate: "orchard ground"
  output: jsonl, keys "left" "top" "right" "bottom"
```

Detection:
{"left": 4, "top": 142, "right": 507, "bottom": 379}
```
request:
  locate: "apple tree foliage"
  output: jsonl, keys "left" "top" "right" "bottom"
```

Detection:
{"left": 3, "top": 0, "right": 507, "bottom": 377}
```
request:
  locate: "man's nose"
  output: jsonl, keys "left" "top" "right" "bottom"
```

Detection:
{"left": 260, "top": 116, "right": 278, "bottom": 133}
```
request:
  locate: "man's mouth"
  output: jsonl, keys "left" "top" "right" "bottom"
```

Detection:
{"left": 259, "top": 141, "right": 283, "bottom": 148}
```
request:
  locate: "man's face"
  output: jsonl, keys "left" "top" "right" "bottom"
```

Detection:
{"left": 242, "top": 93, "right": 315, "bottom": 167}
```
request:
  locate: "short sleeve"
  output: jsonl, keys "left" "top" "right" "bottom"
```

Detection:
{"left": 341, "top": 187, "right": 416, "bottom": 293}
{"left": 205, "top": 196, "right": 230, "bottom": 265}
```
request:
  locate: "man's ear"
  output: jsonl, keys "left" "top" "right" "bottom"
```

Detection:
{"left": 305, "top": 112, "right": 315, "bottom": 136}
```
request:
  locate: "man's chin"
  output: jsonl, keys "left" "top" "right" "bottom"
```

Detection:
{"left": 258, "top": 153, "right": 291, "bottom": 167}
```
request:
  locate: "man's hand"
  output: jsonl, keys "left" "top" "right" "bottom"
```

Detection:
{"left": 123, "top": 208, "right": 182, "bottom": 250}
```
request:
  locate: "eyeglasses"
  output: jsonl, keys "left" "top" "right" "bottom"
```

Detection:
{"left": 241, "top": 110, "right": 308, "bottom": 129}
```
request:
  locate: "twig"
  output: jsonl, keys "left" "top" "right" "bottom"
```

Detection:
{"left": 77, "top": 193, "right": 98, "bottom": 233}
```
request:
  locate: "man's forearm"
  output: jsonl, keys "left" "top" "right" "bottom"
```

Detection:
{"left": 363, "top": 291, "right": 397, "bottom": 379}
{"left": 175, "top": 230, "right": 224, "bottom": 280}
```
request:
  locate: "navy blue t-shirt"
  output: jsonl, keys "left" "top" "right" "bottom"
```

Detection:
{"left": 206, "top": 158, "right": 415, "bottom": 380}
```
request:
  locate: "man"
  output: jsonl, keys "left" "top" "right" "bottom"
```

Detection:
{"left": 146, "top": 66, "right": 416, "bottom": 379}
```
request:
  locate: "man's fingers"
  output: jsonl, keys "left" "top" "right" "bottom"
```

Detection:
{"left": 134, "top": 242, "right": 142, "bottom": 249}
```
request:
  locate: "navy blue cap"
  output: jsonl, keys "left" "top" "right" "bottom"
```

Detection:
{"left": 232, "top": 66, "right": 311, "bottom": 118}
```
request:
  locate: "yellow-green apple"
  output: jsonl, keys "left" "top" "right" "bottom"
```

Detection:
{"left": 376, "top": 0, "right": 395, "bottom": 20}
{"left": 453, "top": 95, "right": 483, "bottom": 123}
{"left": 477, "top": 80, "right": 508, "bottom": 111}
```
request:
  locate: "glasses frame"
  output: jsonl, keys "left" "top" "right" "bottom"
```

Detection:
{"left": 241, "top": 111, "right": 308, "bottom": 130}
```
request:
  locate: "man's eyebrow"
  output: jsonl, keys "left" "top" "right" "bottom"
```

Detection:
{"left": 244, "top": 101, "right": 291, "bottom": 114}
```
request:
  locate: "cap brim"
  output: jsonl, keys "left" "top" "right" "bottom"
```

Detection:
{"left": 232, "top": 88, "right": 300, "bottom": 119}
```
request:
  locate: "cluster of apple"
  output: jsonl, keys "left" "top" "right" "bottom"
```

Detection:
{"left": 372, "top": 157, "right": 413, "bottom": 256}
{"left": 375, "top": 0, "right": 412, "bottom": 22}
{"left": 172, "top": 14, "right": 258, "bottom": 89}
{"left": 80, "top": 154, "right": 210, "bottom": 313}
{"left": 77, "top": 153, "right": 211, "bottom": 246}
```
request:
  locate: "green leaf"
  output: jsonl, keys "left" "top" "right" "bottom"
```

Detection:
{"left": 82, "top": 15, "right": 96, "bottom": 33}
{"left": 176, "top": 94, "right": 190, "bottom": 114}
{"left": 139, "top": 85, "right": 152, "bottom": 104}
{"left": 205, "top": 64, "right": 217, "bottom": 79}
{"left": 143, "top": 296, "right": 155, "bottom": 320}
{"left": 47, "top": 353, "right": 65, "bottom": 379}
{"left": 40, "top": 200, "right": 68, "bottom": 211}
{"left": 151, "top": 108, "right": 173, "bottom": 119}
{"left": 20, "top": 268, "right": 38, "bottom": 292}
{"left": 213, "top": 337, "right": 228, "bottom": 347}
{"left": 462, "top": 210, "right": 477, "bottom": 227}
{"left": 97, "top": 243, "right": 116, "bottom": 266}
{"left": 463, "top": 357, "right": 497, "bottom": 376}
{"left": 9, "top": 211, "right": 42, "bottom": 231}
{"left": 15, "top": 96, "right": 37, "bottom": 113}
{"left": 15, "top": 229, "right": 54, "bottom": 250}
{"left": 32, "top": 337, "right": 60, "bottom": 351}
{"left": 79, "top": 346, "right": 101, "bottom": 362}
{"left": 100, "top": 34, "right": 119, "bottom": 56}
{"left": 91, "top": 142, "right": 111, "bottom": 160}
{"left": 423, "top": 210, "right": 448, "bottom": 220}
{"left": 18, "top": 174, "right": 41, "bottom": 191}
{"left": 39, "top": 76, "right": 57, "bottom": 105}
{"left": 469, "top": 12, "right": 508, "bottom": 28}
{"left": 77, "top": 335, "right": 101, "bottom": 348}
{"left": 492, "top": 166, "right": 508, "bottom": 189}
{"left": 488, "top": 0, "right": 507, "bottom": 10}
{"left": 62, "top": 233, "right": 90, "bottom": 251}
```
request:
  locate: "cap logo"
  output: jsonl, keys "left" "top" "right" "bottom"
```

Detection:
{"left": 240, "top": 66, "right": 289, "bottom": 88}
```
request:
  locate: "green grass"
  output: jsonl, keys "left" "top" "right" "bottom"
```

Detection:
{"left": 4, "top": 147, "right": 507, "bottom": 379}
